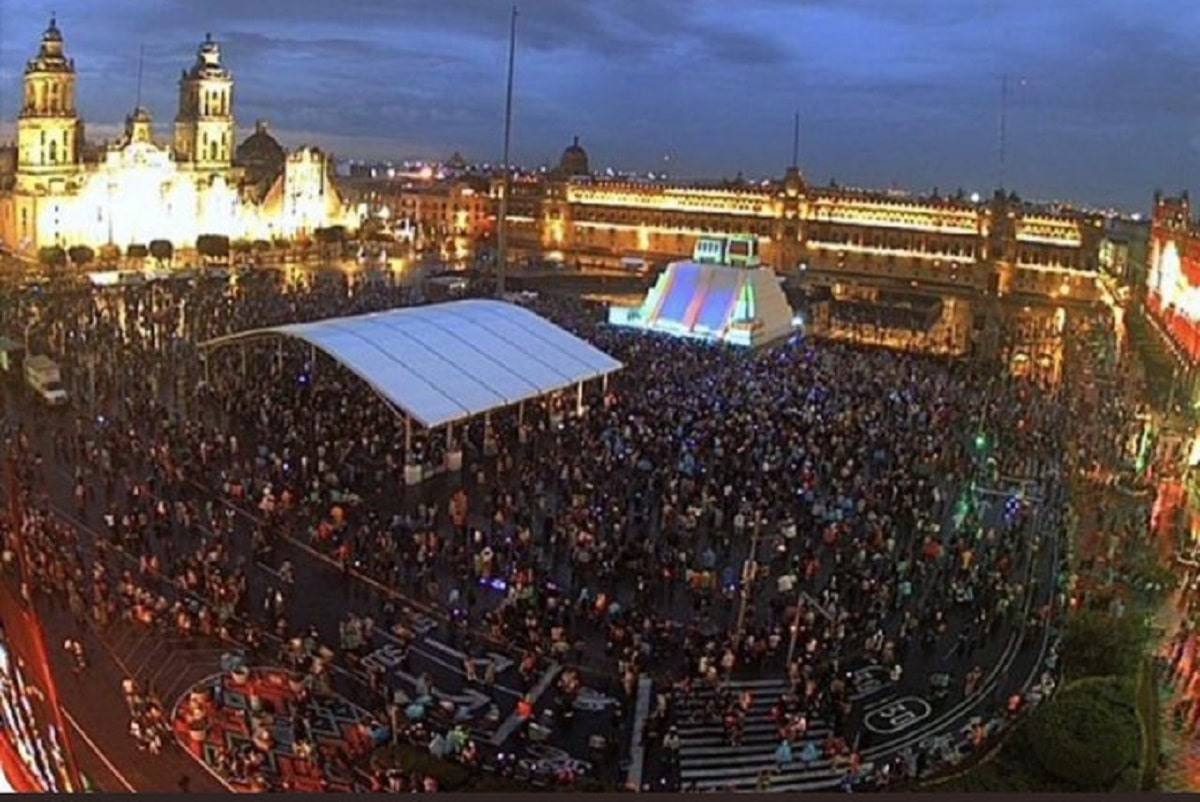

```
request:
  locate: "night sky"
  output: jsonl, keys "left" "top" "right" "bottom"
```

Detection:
{"left": 1, "top": 0, "right": 1198, "bottom": 211}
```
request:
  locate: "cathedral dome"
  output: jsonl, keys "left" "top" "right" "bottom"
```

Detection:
{"left": 236, "top": 120, "right": 286, "bottom": 183}
{"left": 237, "top": 121, "right": 284, "bottom": 162}
{"left": 558, "top": 136, "right": 590, "bottom": 177}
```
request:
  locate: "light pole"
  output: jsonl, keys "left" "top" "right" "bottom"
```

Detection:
{"left": 724, "top": 513, "right": 762, "bottom": 692}
{"left": 87, "top": 352, "right": 96, "bottom": 417}
{"left": 786, "top": 579, "right": 804, "bottom": 668}
{"left": 787, "top": 590, "right": 834, "bottom": 667}
{"left": 733, "top": 514, "right": 762, "bottom": 645}
{"left": 496, "top": 5, "right": 518, "bottom": 298}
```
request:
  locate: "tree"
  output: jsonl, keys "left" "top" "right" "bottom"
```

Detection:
{"left": 195, "top": 234, "right": 231, "bottom": 261}
{"left": 148, "top": 239, "right": 174, "bottom": 266}
{"left": 358, "top": 218, "right": 384, "bottom": 242}
{"left": 231, "top": 239, "right": 254, "bottom": 256}
{"left": 38, "top": 246, "right": 67, "bottom": 270}
{"left": 67, "top": 245, "right": 95, "bottom": 268}
{"left": 253, "top": 239, "right": 272, "bottom": 255}
{"left": 97, "top": 244, "right": 121, "bottom": 266}
{"left": 1062, "top": 609, "right": 1150, "bottom": 681}
{"left": 126, "top": 243, "right": 149, "bottom": 260}
{"left": 314, "top": 226, "right": 348, "bottom": 260}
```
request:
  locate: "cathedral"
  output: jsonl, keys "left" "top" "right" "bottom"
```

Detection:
{"left": 0, "top": 18, "right": 355, "bottom": 256}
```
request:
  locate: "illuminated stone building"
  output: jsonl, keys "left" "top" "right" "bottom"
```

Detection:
{"left": 489, "top": 138, "right": 1105, "bottom": 303}
{"left": 1147, "top": 192, "right": 1200, "bottom": 365}
{"left": 344, "top": 174, "right": 493, "bottom": 246}
{"left": 0, "top": 19, "right": 352, "bottom": 256}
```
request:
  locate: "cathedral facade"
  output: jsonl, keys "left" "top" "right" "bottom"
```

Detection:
{"left": 0, "top": 19, "right": 354, "bottom": 256}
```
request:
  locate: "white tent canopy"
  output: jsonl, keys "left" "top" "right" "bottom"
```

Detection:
{"left": 201, "top": 299, "right": 623, "bottom": 429}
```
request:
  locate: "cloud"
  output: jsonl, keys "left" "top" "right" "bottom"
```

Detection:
{"left": 0, "top": 0, "right": 1193, "bottom": 209}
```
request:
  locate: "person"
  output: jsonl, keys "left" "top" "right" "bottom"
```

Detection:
{"left": 0, "top": 270, "right": 1128, "bottom": 791}
{"left": 775, "top": 738, "right": 793, "bottom": 770}
{"left": 663, "top": 725, "right": 680, "bottom": 766}
{"left": 799, "top": 740, "right": 819, "bottom": 768}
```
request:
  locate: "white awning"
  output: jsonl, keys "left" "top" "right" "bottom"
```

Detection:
{"left": 201, "top": 299, "right": 623, "bottom": 428}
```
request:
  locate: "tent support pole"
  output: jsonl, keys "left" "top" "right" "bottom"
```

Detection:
{"left": 518, "top": 401, "right": 525, "bottom": 427}
{"left": 405, "top": 414, "right": 412, "bottom": 456}
{"left": 576, "top": 382, "right": 584, "bottom": 416}
{"left": 602, "top": 374, "right": 609, "bottom": 395}
{"left": 446, "top": 422, "right": 453, "bottom": 450}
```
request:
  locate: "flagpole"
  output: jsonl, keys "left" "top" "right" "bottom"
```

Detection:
{"left": 998, "top": 73, "right": 1008, "bottom": 192}
{"left": 496, "top": 5, "right": 518, "bottom": 298}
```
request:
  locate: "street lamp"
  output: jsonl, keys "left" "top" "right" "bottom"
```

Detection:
{"left": 721, "top": 512, "right": 762, "bottom": 693}
{"left": 786, "top": 589, "right": 834, "bottom": 667}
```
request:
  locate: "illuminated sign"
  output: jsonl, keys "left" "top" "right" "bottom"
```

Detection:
{"left": 691, "top": 236, "right": 760, "bottom": 267}
{"left": 1147, "top": 236, "right": 1200, "bottom": 363}
{"left": 0, "top": 625, "right": 73, "bottom": 792}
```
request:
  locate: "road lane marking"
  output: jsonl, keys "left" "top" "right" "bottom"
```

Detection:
{"left": 625, "top": 674, "right": 653, "bottom": 791}
{"left": 60, "top": 708, "right": 137, "bottom": 792}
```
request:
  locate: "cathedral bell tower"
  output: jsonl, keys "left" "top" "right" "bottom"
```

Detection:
{"left": 174, "top": 33, "right": 234, "bottom": 171}
{"left": 16, "top": 16, "right": 82, "bottom": 175}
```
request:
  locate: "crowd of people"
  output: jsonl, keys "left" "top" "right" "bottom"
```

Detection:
{"left": 0, "top": 265, "right": 1141, "bottom": 791}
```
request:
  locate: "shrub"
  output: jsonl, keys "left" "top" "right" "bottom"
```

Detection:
{"left": 149, "top": 239, "right": 174, "bottom": 263}
{"left": 196, "top": 234, "right": 231, "bottom": 259}
{"left": 67, "top": 245, "right": 95, "bottom": 267}
{"left": 37, "top": 246, "right": 67, "bottom": 269}
{"left": 1025, "top": 676, "right": 1139, "bottom": 790}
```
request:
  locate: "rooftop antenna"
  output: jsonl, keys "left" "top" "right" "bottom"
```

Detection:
{"left": 135, "top": 44, "right": 146, "bottom": 109}
{"left": 496, "top": 5, "right": 518, "bottom": 298}
{"left": 791, "top": 110, "right": 800, "bottom": 169}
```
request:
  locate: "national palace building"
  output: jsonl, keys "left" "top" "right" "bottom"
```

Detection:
{"left": 506, "top": 140, "right": 1108, "bottom": 303}
{"left": 0, "top": 18, "right": 354, "bottom": 256}
{"left": 350, "top": 136, "right": 1110, "bottom": 305}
